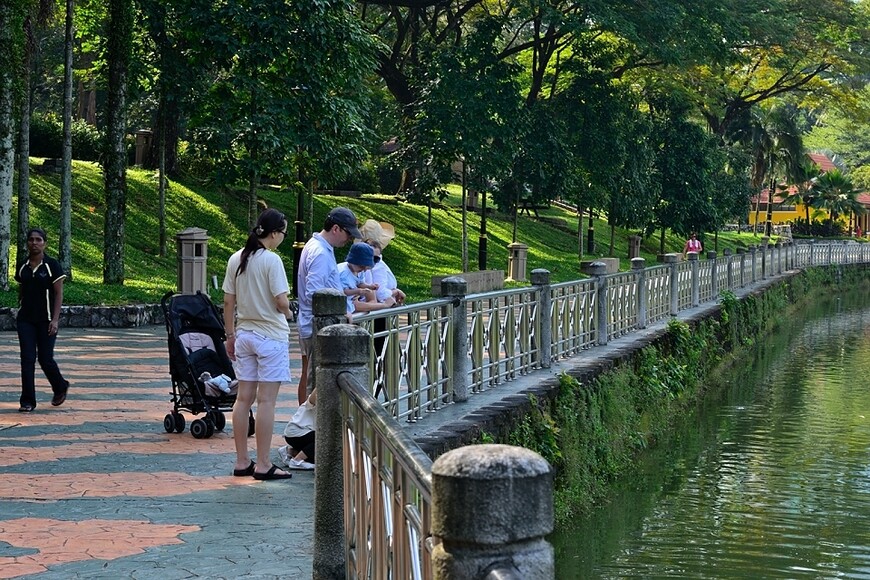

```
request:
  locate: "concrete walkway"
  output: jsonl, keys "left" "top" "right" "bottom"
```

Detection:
{"left": 0, "top": 327, "right": 312, "bottom": 579}
{"left": 0, "top": 275, "right": 782, "bottom": 578}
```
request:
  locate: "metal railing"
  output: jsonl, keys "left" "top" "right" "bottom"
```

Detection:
{"left": 349, "top": 241, "right": 870, "bottom": 424}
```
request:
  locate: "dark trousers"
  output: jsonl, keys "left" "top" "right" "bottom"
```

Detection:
{"left": 17, "top": 318, "right": 68, "bottom": 407}
{"left": 284, "top": 431, "right": 316, "bottom": 463}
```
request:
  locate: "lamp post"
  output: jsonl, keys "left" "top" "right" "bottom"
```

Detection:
{"left": 292, "top": 181, "right": 306, "bottom": 298}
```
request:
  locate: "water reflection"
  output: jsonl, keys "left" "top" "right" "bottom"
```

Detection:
{"left": 552, "top": 290, "right": 870, "bottom": 579}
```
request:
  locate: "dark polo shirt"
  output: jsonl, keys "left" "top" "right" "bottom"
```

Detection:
{"left": 15, "top": 256, "right": 67, "bottom": 323}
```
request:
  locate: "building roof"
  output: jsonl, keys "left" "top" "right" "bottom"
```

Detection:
{"left": 806, "top": 152, "right": 837, "bottom": 172}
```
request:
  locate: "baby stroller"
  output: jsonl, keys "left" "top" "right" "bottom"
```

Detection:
{"left": 161, "top": 291, "right": 254, "bottom": 439}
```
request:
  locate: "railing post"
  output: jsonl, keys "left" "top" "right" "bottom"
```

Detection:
{"left": 631, "top": 257, "right": 647, "bottom": 329}
{"left": 582, "top": 262, "right": 609, "bottom": 346}
{"left": 708, "top": 251, "right": 718, "bottom": 300}
{"left": 442, "top": 277, "right": 469, "bottom": 403}
{"left": 724, "top": 249, "right": 733, "bottom": 290}
{"left": 531, "top": 269, "right": 552, "bottom": 369}
{"left": 431, "top": 444, "right": 554, "bottom": 579}
{"left": 775, "top": 241, "right": 782, "bottom": 275}
{"left": 664, "top": 253, "right": 679, "bottom": 315}
{"left": 760, "top": 237, "right": 769, "bottom": 279}
{"left": 737, "top": 248, "right": 746, "bottom": 287}
{"left": 313, "top": 324, "right": 371, "bottom": 580}
{"left": 750, "top": 246, "right": 757, "bottom": 283}
{"left": 312, "top": 289, "right": 352, "bottom": 396}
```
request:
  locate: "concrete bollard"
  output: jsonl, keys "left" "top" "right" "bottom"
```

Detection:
{"left": 531, "top": 269, "right": 552, "bottom": 368}
{"left": 312, "top": 324, "right": 371, "bottom": 580}
{"left": 431, "top": 444, "right": 554, "bottom": 579}
{"left": 441, "top": 277, "right": 469, "bottom": 402}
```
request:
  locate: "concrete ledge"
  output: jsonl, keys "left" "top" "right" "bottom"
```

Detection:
{"left": 432, "top": 270, "right": 504, "bottom": 296}
{"left": 580, "top": 257, "right": 619, "bottom": 274}
{"left": 0, "top": 304, "right": 165, "bottom": 331}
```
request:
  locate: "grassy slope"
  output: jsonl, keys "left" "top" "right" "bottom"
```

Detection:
{"left": 3, "top": 159, "right": 772, "bottom": 308}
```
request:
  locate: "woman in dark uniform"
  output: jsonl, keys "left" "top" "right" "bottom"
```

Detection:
{"left": 15, "top": 228, "right": 70, "bottom": 412}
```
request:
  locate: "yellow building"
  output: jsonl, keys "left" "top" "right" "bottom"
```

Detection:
{"left": 747, "top": 153, "right": 870, "bottom": 236}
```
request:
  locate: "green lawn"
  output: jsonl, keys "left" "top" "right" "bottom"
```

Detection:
{"left": 3, "top": 159, "right": 777, "bottom": 308}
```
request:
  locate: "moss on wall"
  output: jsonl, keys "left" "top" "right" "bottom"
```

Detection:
{"left": 486, "top": 264, "right": 870, "bottom": 526}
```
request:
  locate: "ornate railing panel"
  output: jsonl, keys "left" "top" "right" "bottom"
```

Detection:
{"left": 467, "top": 288, "right": 541, "bottom": 393}
{"left": 676, "top": 261, "right": 692, "bottom": 310}
{"left": 356, "top": 300, "right": 453, "bottom": 422}
{"left": 550, "top": 279, "right": 597, "bottom": 359}
{"left": 698, "top": 259, "right": 714, "bottom": 303}
{"left": 339, "top": 372, "right": 433, "bottom": 580}
{"left": 606, "top": 271, "right": 638, "bottom": 340}
{"left": 646, "top": 265, "right": 671, "bottom": 324}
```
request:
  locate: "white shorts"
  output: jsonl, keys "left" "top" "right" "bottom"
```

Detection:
{"left": 233, "top": 330, "right": 291, "bottom": 383}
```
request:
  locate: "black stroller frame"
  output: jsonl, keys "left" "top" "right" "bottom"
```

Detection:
{"left": 161, "top": 291, "right": 254, "bottom": 439}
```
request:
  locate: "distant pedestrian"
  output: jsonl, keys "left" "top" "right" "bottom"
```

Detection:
{"left": 15, "top": 228, "right": 70, "bottom": 412}
{"left": 222, "top": 208, "right": 294, "bottom": 481}
{"left": 296, "top": 207, "right": 361, "bottom": 404}
{"left": 683, "top": 232, "right": 702, "bottom": 259}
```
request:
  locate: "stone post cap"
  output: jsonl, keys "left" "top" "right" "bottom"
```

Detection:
{"left": 581, "top": 262, "right": 608, "bottom": 276}
{"left": 507, "top": 242, "right": 529, "bottom": 250}
{"left": 630, "top": 257, "right": 646, "bottom": 270}
{"left": 749, "top": 245, "right": 757, "bottom": 253}
{"left": 761, "top": 236, "right": 770, "bottom": 246}
{"left": 706, "top": 250, "right": 717, "bottom": 260}
{"left": 724, "top": 248, "right": 732, "bottom": 256}
{"left": 736, "top": 247, "right": 746, "bottom": 254}
{"left": 431, "top": 444, "right": 553, "bottom": 543}
{"left": 313, "top": 288, "right": 347, "bottom": 316}
{"left": 530, "top": 269, "right": 550, "bottom": 285}
{"left": 662, "top": 253, "right": 680, "bottom": 264}
{"left": 774, "top": 241, "right": 782, "bottom": 248}
{"left": 440, "top": 276, "right": 468, "bottom": 297}
{"left": 687, "top": 252, "right": 699, "bottom": 261}
{"left": 316, "top": 324, "right": 370, "bottom": 365}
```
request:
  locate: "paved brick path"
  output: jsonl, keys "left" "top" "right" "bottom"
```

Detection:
{"left": 0, "top": 327, "right": 312, "bottom": 579}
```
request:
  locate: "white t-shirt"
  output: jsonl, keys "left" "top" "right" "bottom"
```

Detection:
{"left": 297, "top": 233, "right": 344, "bottom": 339}
{"left": 222, "top": 248, "right": 290, "bottom": 341}
{"left": 284, "top": 399, "right": 316, "bottom": 438}
{"left": 366, "top": 259, "right": 398, "bottom": 303}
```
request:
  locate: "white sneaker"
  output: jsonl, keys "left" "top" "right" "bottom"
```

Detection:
{"left": 277, "top": 445, "right": 291, "bottom": 467}
{"left": 288, "top": 458, "right": 315, "bottom": 471}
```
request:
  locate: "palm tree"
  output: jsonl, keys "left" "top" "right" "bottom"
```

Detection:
{"left": 812, "top": 169, "right": 866, "bottom": 224}
{"left": 726, "top": 104, "right": 803, "bottom": 236}
{"left": 781, "top": 157, "right": 822, "bottom": 223}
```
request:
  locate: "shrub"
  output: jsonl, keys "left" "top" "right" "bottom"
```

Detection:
{"left": 29, "top": 112, "right": 101, "bottom": 161}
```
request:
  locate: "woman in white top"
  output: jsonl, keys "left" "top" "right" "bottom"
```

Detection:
{"left": 222, "top": 208, "right": 294, "bottom": 481}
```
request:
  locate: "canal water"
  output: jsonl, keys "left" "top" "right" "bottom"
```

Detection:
{"left": 552, "top": 289, "right": 870, "bottom": 579}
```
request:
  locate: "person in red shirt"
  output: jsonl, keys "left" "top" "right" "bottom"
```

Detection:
{"left": 683, "top": 232, "right": 702, "bottom": 258}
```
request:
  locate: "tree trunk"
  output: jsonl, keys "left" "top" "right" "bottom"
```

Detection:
{"left": 659, "top": 227, "right": 666, "bottom": 255}
{"left": 16, "top": 15, "right": 32, "bottom": 268}
{"left": 577, "top": 205, "right": 584, "bottom": 260}
{"left": 103, "top": 0, "right": 132, "bottom": 285}
{"left": 58, "top": 0, "right": 74, "bottom": 278}
{"left": 0, "top": 2, "right": 18, "bottom": 292}
{"left": 461, "top": 162, "right": 467, "bottom": 272}
{"left": 608, "top": 224, "right": 615, "bottom": 257}
{"left": 158, "top": 108, "right": 167, "bottom": 257}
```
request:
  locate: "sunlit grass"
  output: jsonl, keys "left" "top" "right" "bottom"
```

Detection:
{"left": 4, "top": 160, "right": 779, "bottom": 308}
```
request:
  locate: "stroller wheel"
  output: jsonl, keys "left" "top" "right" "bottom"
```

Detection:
{"left": 212, "top": 411, "right": 226, "bottom": 432}
{"left": 163, "top": 413, "right": 176, "bottom": 433}
{"left": 206, "top": 421, "right": 215, "bottom": 438}
{"left": 191, "top": 418, "right": 209, "bottom": 439}
{"left": 173, "top": 412, "right": 185, "bottom": 433}
{"left": 248, "top": 412, "right": 256, "bottom": 437}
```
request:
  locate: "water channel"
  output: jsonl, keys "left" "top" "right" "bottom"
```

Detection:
{"left": 552, "top": 288, "right": 870, "bottom": 579}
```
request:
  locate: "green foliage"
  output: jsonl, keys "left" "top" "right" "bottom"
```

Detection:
{"left": 29, "top": 112, "right": 102, "bottom": 161}
{"left": 789, "top": 217, "right": 846, "bottom": 237}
